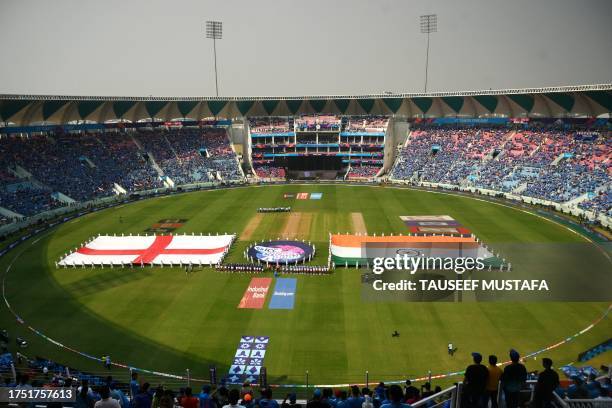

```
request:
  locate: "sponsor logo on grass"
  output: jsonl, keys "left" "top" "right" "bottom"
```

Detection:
{"left": 145, "top": 218, "right": 187, "bottom": 233}
{"left": 238, "top": 278, "right": 272, "bottom": 309}
{"left": 269, "top": 278, "right": 297, "bottom": 309}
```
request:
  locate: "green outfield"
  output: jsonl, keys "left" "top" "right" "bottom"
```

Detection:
{"left": 0, "top": 184, "right": 610, "bottom": 387}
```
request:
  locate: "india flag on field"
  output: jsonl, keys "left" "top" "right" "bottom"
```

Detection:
{"left": 58, "top": 234, "right": 235, "bottom": 266}
{"left": 330, "top": 234, "right": 493, "bottom": 266}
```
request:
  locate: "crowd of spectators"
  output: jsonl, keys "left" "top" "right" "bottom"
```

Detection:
{"left": 391, "top": 127, "right": 611, "bottom": 210}
{"left": 0, "top": 128, "right": 242, "bottom": 220}
{"left": 254, "top": 165, "right": 286, "bottom": 179}
{"left": 295, "top": 115, "right": 342, "bottom": 131}
{"left": 1, "top": 347, "right": 610, "bottom": 408}
{"left": 345, "top": 116, "right": 389, "bottom": 133}
{"left": 1, "top": 134, "right": 112, "bottom": 201}
{"left": 100, "top": 132, "right": 162, "bottom": 192}
{"left": 136, "top": 128, "right": 242, "bottom": 185}
{"left": 347, "top": 165, "right": 381, "bottom": 179}
{"left": 1, "top": 167, "right": 63, "bottom": 218}
{"left": 461, "top": 349, "right": 612, "bottom": 407}
{"left": 578, "top": 189, "right": 612, "bottom": 216}
{"left": 0, "top": 132, "right": 164, "bottom": 204}
{"left": 137, "top": 129, "right": 206, "bottom": 185}
{"left": 295, "top": 137, "right": 318, "bottom": 144}
{"left": 249, "top": 118, "right": 292, "bottom": 134}
{"left": 0, "top": 184, "right": 63, "bottom": 217}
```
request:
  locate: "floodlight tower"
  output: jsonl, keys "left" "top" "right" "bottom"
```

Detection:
{"left": 205, "top": 20, "right": 223, "bottom": 97}
{"left": 420, "top": 14, "right": 437, "bottom": 93}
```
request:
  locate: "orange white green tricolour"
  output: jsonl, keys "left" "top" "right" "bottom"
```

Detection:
{"left": 329, "top": 234, "right": 492, "bottom": 266}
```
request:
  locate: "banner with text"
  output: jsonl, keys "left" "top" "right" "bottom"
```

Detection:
{"left": 238, "top": 277, "right": 272, "bottom": 309}
{"left": 268, "top": 278, "right": 297, "bottom": 310}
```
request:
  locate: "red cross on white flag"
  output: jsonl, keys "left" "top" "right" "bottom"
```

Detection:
{"left": 58, "top": 234, "right": 234, "bottom": 266}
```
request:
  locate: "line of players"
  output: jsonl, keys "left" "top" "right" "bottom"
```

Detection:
{"left": 214, "top": 263, "right": 330, "bottom": 274}
{"left": 277, "top": 264, "right": 330, "bottom": 274}
{"left": 216, "top": 263, "right": 266, "bottom": 273}
{"left": 256, "top": 207, "right": 291, "bottom": 213}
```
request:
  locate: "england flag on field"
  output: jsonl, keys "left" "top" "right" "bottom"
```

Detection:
{"left": 58, "top": 234, "right": 235, "bottom": 266}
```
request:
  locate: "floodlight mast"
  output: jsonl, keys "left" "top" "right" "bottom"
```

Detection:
{"left": 420, "top": 14, "right": 437, "bottom": 93}
{"left": 205, "top": 20, "right": 223, "bottom": 97}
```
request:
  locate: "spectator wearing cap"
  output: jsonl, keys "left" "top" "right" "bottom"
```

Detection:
{"left": 501, "top": 350, "right": 527, "bottom": 408}
{"left": 336, "top": 391, "right": 349, "bottom": 408}
{"left": 533, "top": 358, "right": 559, "bottom": 408}
{"left": 486, "top": 355, "right": 502, "bottom": 408}
{"left": 463, "top": 352, "right": 489, "bottom": 408}
{"left": 307, "top": 389, "right": 329, "bottom": 408}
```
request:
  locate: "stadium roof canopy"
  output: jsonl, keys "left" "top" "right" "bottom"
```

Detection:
{"left": 0, "top": 84, "right": 611, "bottom": 126}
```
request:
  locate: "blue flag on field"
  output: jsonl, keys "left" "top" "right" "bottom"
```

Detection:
{"left": 268, "top": 278, "right": 297, "bottom": 309}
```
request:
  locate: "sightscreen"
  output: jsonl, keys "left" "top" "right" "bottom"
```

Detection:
{"left": 277, "top": 156, "right": 343, "bottom": 171}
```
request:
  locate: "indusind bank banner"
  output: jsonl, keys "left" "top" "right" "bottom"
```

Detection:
{"left": 238, "top": 278, "right": 272, "bottom": 309}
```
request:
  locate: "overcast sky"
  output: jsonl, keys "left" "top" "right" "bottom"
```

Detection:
{"left": 0, "top": 0, "right": 610, "bottom": 97}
